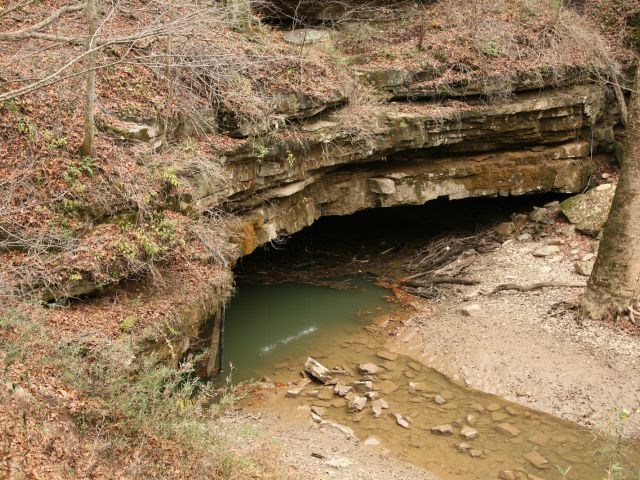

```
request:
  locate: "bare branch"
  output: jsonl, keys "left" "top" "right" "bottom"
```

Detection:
{"left": 0, "top": 2, "right": 87, "bottom": 41}
{"left": 0, "top": 0, "right": 35, "bottom": 19}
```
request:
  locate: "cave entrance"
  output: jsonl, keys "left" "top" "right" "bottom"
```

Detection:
{"left": 214, "top": 194, "right": 638, "bottom": 480}
{"left": 218, "top": 193, "right": 566, "bottom": 382}
{"left": 236, "top": 193, "right": 566, "bottom": 282}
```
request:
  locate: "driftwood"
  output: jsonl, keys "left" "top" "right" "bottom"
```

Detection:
{"left": 407, "top": 232, "right": 501, "bottom": 274}
{"left": 304, "top": 357, "right": 333, "bottom": 384}
{"left": 491, "top": 282, "right": 586, "bottom": 294}
{"left": 400, "top": 277, "right": 481, "bottom": 287}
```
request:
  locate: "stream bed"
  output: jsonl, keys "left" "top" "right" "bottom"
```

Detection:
{"left": 222, "top": 277, "right": 639, "bottom": 480}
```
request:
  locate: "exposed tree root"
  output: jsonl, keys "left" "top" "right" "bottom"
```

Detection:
{"left": 400, "top": 277, "right": 481, "bottom": 287}
{"left": 491, "top": 281, "right": 586, "bottom": 294}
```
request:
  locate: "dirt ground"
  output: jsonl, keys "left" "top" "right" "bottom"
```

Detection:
{"left": 394, "top": 232, "right": 640, "bottom": 436}
{"left": 235, "top": 201, "right": 640, "bottom": 479}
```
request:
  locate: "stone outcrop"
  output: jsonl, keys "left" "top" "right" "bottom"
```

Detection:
{"left": 181, "top": 83, "right": 613, "bottom": 258}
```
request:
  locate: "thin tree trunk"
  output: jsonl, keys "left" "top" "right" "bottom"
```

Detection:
{"left": 224, "top": 0, "right": 252, "bottom": 32}
{"left": 79, "top": 0, "right": 97, "bottom": 156}
{"left": 583, "top": 71, "right": 640, "bottom": 319}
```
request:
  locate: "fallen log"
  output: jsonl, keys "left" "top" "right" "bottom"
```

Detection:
{"left": 491, "top": 281, "right": 586, "bottom": 294}
{"left": 304, "top": 357, "right": 333, "bottom": 384}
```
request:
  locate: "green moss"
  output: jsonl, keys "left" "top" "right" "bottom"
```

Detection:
{"left": 614, "top": 141, "right": 624, "bottom": 166}
{"left": 120, "top": 315, "right": 138, "bottom": 333}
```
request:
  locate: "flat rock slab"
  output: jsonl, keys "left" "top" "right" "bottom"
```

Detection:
{"left": 334, "top": 384, "right": 353, "bottom": 397}
{"left": 302, "top": 120, "right": 338, "bottom": 132}
{"left": 393, "top": 413, "right": 410, "bottom": 428}
{"left": 376, "top": 380, "right": 399, "bottom": 395}
{"left": 372, "top": 398, "right": 389, "bottom": 410}
{"left": 304, "top": 357, "right": 333, "bottom": 383}
{"left": 286, "top": 378, "right": 311, "bottom": 398}
{"left": 317, "top": 388, "right": 334, "bottom": 400}
{"left": 363, "top": 436, "right": 381, "bottom": 446}
{"left": 524, "top": 450, "right": 550, "bottom": 469}
{"left": 496, "top": 423, "right": 521, "bottom": 437}
{"left": 352, "top": 380, "right": 373, "bottom": 392}
{"left": 283, "top": 28, "right": 329, "bottom": 46}
{"left": 434, "top": 395, "right": 447, "bottom": 405}
{"left": 326, "top": 457, "right": 352, "bottom": 468}
{"left": 532, "top": 245, "right": 560, "bottom": 257}
{"left": 376, "top": 351, "right": 398, "bottom": 361}
{"left": 358, "top": 363, "right": 381, "bottom": 375}
{"left": 348, "top": 395, "right": 367, "bottom": 412}
{"left": 431, "top": 424, "right": 453, "bottom": 435}
{"left": 461, "top": 304, "right": 482, "bottom": 317}
{"left": 560, "top": 183, "right": 615, "bottom": 236}
{"left": 460, "top": 425, "right": 479, "bottom": 439}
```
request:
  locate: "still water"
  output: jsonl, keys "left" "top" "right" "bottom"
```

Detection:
{"left": 222, "top": 277, "right": 640, "bottom": 480}
{"left": 220, "top": 277, "right": 395, "bottom": 382}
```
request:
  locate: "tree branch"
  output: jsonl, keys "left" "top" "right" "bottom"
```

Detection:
{"left": 0, "top": 2, "right": 87, "bottom": 41}
{"left": 0, "top": 0, "right": 35, "bottom": 19}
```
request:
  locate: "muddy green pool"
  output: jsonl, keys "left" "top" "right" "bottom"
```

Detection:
{"left": 221, "top": 278, "right": 639, "bottom": 480}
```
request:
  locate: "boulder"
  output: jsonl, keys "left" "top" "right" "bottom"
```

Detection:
{"left": 574, "top": 260, "right": 594, "bottom": 276}
{"left": 529, "top": 207, "right": 549, "bottom": 223}
{"left": 494, "top": 222, "right": 515, "bottom": 235}
{"left": 560, "top": 183, "right": 615, "bottom": 236}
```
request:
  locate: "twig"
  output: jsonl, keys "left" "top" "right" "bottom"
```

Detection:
{"left": 491, "top": 281, "right": 586, "bottom": 294}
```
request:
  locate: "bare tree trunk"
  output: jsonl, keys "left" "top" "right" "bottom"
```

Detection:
{"left": 583, "top": 71, "right": 640, "bottom": 319}
{"left": 79, "top": 0, "right": 97, "bottom": 156}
